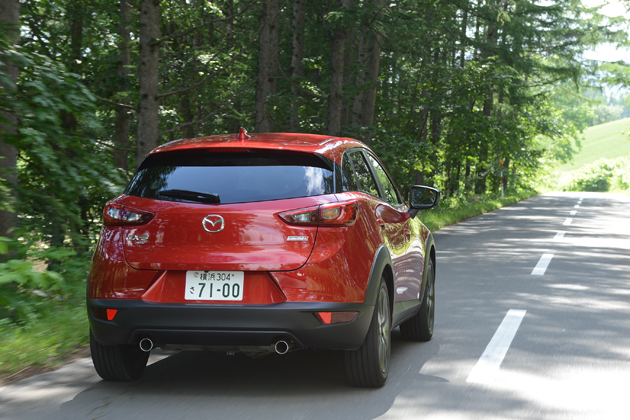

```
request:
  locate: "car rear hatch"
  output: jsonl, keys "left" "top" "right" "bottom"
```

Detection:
{"left": 115, "top": 149, "right": 338, "bottom": 272}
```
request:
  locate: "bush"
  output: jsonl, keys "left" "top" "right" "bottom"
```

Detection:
{"left": 0, "top": 238, "right": 64, "bottom": 323}
{"left": 562, "top": 157, "right": 630, "bottom": 192}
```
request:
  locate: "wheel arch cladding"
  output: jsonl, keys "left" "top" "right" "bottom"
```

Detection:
{"left": 364, "top": 245, "right": 394, "bottom": 309}
{"left": 422, "top": 232, "right": 436, "bottom": 299}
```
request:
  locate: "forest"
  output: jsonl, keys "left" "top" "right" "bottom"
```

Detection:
{"left": 0, "top": 0, "right": 629, "bottom": 326}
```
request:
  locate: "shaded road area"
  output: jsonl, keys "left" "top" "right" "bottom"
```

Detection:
{"left": 2, "top": 192, "right": 629, "bottom": 419}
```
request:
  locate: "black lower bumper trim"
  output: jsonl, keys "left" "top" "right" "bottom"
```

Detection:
{"left": 87, "top": 299, "right": 374, "bottom": 351}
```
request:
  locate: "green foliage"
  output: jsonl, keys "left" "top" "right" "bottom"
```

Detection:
{"left": 1, "top": 44, "right": 125, "bottom": 251}
{"left": 561, "top": 157, "right": 630, "bottom": 192}
{"left": 0, "top": 238, "right": 64, "bottom": 324}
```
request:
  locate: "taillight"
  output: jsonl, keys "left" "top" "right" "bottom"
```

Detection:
{"left": 319, "top": 201, "right": 357, "bottom": 225}
{"left": 103, "top": 203, "right": 154, "bottom": 226}
{"left": 278, "top": 201, "right": 357, "bottom": 226}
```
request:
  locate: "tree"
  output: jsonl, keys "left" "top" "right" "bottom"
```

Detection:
{"left": 0, "top": 0, "right": 19, "bottom": 241}
{"left": 137, "top": 0, "right": 160, "bottom": 167}
{"left": 256, "top": 0, "right": 279, "bottom": 132}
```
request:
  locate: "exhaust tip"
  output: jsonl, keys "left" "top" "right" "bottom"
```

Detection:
{"left": 139, "top": 337, "right": 154, "bottom": 352}
{"left": 275, "top": 340, "right": 290, "bottom": 355}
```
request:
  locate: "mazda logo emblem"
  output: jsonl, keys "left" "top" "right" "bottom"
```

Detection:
{"left": 202, "top": 215, "right": 225, "bottom": 233}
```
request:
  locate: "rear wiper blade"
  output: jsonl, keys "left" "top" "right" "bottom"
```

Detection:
{"left": 158, "top": 189, "right": 220, "bottom": 204}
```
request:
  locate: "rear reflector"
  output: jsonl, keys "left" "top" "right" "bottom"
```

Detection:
{"left": 104, "top": 203, "right": 154, "bottom": 226}
{"left": 315, "top": 311, "right": 358, "bottom": 324}
{"left": 92, "top": 308, "right": 118, "bottom": 321}
{"left": 277, "top": 201, "right": 357, "bottom": 227}
{"left": 106, "top": 309, "right": 118, "bottom": 321}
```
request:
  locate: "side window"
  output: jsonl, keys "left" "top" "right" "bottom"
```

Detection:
{"left": 349, "top": 151, "right": 380, "bottom": 197}
{"left": 341, "top": 153, "right": 358, "bottom": 192}
{"left": 366, "top": 154, "right": 402, "bottom": 206}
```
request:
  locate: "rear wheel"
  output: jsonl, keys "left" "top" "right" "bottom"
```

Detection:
{"left": 90, "top": 330, "right": 149, "bottom": 381}
{"left": 343, "top": 277, "right": 391, "bottom": 387}
{"left": 400, "top": 258, "right": 435, "bottom": 341}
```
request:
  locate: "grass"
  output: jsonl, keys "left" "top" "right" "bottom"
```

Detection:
{"left": 0, "top": 299, "right": 89, "bottom": 385}
{"left": 555, "top": 117, "right": 630, "bottom": 184}
{"left": 418, "top": 189, "right": 539, "bottom": 232}
{"left": 0, "top": 189, "right": 538, "bottom": 385}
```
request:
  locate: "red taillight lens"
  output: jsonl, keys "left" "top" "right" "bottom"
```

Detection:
{"left": 278, "top": 201, "right": 357, "bottom": 227}
{"left": 103, "top": 203, "right": 154, "bottom": 226}
{"left": 277, "top": 206, "right": 320, "bottom": 225}
{"left": 315, "top": 311, "right": 358, "bottom": 324}
{"left": 319, "top": 201, "right": 357, "bottom": 225}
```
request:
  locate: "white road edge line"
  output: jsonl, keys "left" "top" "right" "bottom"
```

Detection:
{"left": 532, "top": 253, "right": 554, "bottom": 276}
{"left": 467, "top": 309, "right": 527, "bottom": 385}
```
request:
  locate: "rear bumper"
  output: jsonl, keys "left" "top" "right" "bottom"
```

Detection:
{"left": 87, "top": 299, "right": 374, "bottom": 351}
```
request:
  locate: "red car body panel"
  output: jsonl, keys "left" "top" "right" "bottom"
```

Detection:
{"left": 117, "top": 195, "right": 324, "bottom": 272}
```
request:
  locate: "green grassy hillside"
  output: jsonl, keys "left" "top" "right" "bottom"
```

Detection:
{"left": 555, "top": 118, "right": 630, "bottom": 181}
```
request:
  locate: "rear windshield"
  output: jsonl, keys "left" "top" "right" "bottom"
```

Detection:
{"left": 125, "top": 150, "right": 335, "bottom": 204}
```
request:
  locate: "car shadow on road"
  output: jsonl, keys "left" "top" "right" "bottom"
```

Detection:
{"left": 58, "top": 330, "right": 440, "bottom": 420}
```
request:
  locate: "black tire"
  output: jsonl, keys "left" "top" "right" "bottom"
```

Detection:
{"left": 344, "top": 277, "right": 391, "bottom": 387}
{"left": 90, "top": 330, "right": 149, "bottom": 381}
{"left": 400, "top": 257, "right": 435, "bottom": 341}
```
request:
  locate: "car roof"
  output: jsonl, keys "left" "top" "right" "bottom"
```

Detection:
{"left": 149, "top": 132, "right": 368, "bottom": 162}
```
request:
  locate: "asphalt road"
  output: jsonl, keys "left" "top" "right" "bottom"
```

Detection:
{"left": 2, "top": 192, "right": 629, "bottom": 420}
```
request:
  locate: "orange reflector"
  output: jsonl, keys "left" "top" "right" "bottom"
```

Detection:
{"left": 106, "top": 309, "right": 118, "bottom": 321}
{"left": 315, "top": 311, "right": 358, "bottom": 324}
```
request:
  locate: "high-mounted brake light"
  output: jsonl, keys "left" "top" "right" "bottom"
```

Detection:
{"left": 277, "top": 201, "right": 358, "bottom": 227}
{"left": 103, "top": 203, "right": 154, "bottom": 226}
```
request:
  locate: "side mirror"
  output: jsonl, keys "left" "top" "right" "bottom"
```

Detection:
{"left": 408, "top": 185, "right": 440, "bottom": 217}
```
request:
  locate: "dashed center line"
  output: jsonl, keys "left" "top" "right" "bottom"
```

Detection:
{"left": 563, "top": 218, "right": 573, "bottom": 226}
{"left": 570, "top": 210, "right": 577, "bottom": 215}
{"left": 532, "top": 253, "right": 554, "bottom": 275}
{"left": 574, "top": 205, "right": 580, "bottom": 208}
{"left": 467, "top": 309, "right": 527, "bottom": 384}
{"left": 553, "top": 231, "right": 565, "bottom": 241}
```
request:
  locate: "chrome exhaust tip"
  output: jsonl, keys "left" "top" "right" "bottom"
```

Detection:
{"left": 274, "top": 340, "right": 290, "bottom": 355}
{"left": 139, "top": 337, "right": 154, "bottom": 352}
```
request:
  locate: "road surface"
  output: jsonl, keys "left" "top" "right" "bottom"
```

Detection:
{"left": 1, "top": 192, "right": 629, "bottom": 419}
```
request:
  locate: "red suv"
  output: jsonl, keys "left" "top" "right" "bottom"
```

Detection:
{"left": 87, "top": 130, "right": 439, "bottom": 387}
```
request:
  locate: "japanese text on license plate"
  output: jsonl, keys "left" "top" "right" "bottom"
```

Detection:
{"left": 185, "top": 271, "right": 244, "bottom": 301}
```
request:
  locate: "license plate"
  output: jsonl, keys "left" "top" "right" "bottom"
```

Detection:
{"left": 185, "top": 271, "right": 244, "bottom": 301}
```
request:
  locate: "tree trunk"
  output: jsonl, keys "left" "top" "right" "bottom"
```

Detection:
{"left": 61, "top": 1, "right": 83, "bottom": 133}
{"left": 502, "top": 156, "right": 510, "bottom": 191}
{"left": 225, "top": 0, "right": 234, "bottom": 46}
{"left": 327, "top": 0, "right": 351, "bottom": 136}
{"left": 290, "top": 0, "right": 306, "bottom": 132}
{"left": 180, "top": 94, "right": 195, "bottom": 138}
{"left": 351, "top": 34, "right": 367, "bottom": 127}
{"left": 460, "top": 2, "right": 468, "bottom": 68}
{"left": 359, "top": 0, "right": 384, "bottom": 145}
{"left": 0, "top": 0, "right": 19, "bottom": 240}
{"left": 255, "top": 0, "right": 279, "bottom": 133}
{"left": 475, "top": 6, "right": 497, "bottom": 194}
{"left": 137, "top": 0, "right": 160, "bottom": 167}
{"left": 114, "top": 0, "right": 132, "bottom": 171}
